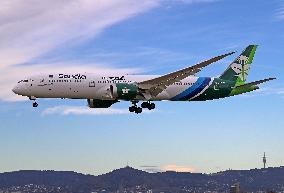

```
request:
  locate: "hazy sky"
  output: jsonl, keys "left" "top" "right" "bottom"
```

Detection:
{"left": 0, "top": 0, "right": 284, "bottom": 175}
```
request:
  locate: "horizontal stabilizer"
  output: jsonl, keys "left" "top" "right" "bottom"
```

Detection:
{"left": 235, "top": 77, "right": 276, "bottom": 89}
{"left": 230, "top": 77, "right": 276, "bottom": 96}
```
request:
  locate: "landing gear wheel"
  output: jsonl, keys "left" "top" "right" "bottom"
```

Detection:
{"left": 141, "top": 102, "right": 155, "bottom": 110}
{"left": 141, "top": 102, "right": 149, "bottom": 108}
{"left": 32, "top": 102, "right": 38, "bottom": 108}
{"left": 129, "top": 106, "right": 136, "bottom": 112}
{"left": 135, "top": 107, "right": 142, "bottom": 114}
{"left": 149, "top": 103, "right": 155, "bottom": 110}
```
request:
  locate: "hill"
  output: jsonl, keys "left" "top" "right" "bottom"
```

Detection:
{"left": 1, "top": 166, "right": 284, "bottom": 192}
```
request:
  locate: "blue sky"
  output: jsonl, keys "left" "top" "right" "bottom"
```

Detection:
{"left": 0, "top": 0, "right": 284, "bottom": 175}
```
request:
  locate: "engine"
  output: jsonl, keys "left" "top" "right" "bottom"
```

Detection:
{"left": 87, "top": 99, "right": 117, "bottom": 108}
{"left": 112, "top": 83, "right": 138, "bottom": 100}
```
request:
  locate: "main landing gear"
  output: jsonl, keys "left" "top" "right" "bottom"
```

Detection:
{"left": 141, "top": 102, "right": 155, "bottom": 110}
{"left": 29, "top": 96, "right": 38, "bottom": 108}
{"left": 129, "top": 101, "right": 156, "bottom": 114}
{"left": 129, "top": 101, "right": 142, "bottom": 114}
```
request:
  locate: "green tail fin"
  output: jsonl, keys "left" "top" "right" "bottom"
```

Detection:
{"left": 219, "top": 45, "right": 258, "bottom": 86}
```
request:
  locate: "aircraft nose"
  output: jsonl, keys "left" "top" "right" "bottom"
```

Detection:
{"left": 12, "top": 85, "right": 21, "bottom": 95}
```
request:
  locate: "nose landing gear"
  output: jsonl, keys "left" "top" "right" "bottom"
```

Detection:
{"left": 32, "top": 102, "right": 38, "bottom": 108}
{"left": 29, "top": 96, "right": 38, "bottom": 108}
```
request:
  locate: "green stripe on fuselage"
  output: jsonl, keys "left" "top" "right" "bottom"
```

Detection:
{"left": 192, "top": 78, "right": 235, "bottom": 101}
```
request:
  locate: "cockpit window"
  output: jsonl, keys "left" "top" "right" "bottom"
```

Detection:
{"left": 18, "top": 79, "right": 28, "bottom": 83}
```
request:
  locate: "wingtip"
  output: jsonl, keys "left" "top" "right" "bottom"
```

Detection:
{"left": 262, "top": 77, "right": 276, "bottom": 83}
{"left": 226, "top": 51, "right": 236, "bottom": 56}
{"left": 265, "top": 77, "right": 276, "bottom": 81}
{"left": 261, "top": 77, "right": 276, "bottom": 84}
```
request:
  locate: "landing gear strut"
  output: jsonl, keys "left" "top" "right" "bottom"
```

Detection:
{"left": 129, "top": 101, "right": 142, "bottom": 114}
{"left": 141, "top": 102, "right": 155, "bottom": 110}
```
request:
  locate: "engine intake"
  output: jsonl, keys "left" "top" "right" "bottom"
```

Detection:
{"left": 113, "top": 83, "right": 138, "bottom": 100}
{"left": 87, "top": 99, "right": 117, "bottom": 108}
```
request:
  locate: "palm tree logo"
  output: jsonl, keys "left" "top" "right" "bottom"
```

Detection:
{"left": 236, "top": 55, "right": 249, "bottom": 81}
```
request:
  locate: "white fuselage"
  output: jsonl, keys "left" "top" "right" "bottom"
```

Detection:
{"left": 13, "top": 73, "right": 209, "bottom": 101}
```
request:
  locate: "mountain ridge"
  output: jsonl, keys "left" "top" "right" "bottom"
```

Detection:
{"left": 1, "top": 166, "right": 284, "bottom": 192}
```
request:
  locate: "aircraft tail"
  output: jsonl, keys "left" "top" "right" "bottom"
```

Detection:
{"left": 219, "top": 45, "right": 258, "bottom": 86}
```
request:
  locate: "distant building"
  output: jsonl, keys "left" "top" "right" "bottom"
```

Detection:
{"left": 230, "top": 183, "right": 241, "bottom": 193}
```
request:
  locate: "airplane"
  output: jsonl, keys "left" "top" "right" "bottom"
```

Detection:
{"left": 12, "top": 45, "right": 275, "bottom": 114}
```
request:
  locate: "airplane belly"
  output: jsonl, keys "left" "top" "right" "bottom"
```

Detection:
{"left": 32, "top": 83, "right": 85, "bottom": 98}
{"left": 32, "top": 84, "right": 71, "bottom": 98}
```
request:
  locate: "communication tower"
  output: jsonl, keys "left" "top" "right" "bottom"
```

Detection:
{"left": 263, "top": 152, "right": 267, "bottom": 169}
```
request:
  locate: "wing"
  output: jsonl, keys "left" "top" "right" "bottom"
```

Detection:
{"left": 138, "top": 51, "right": 235, "bottom": 97}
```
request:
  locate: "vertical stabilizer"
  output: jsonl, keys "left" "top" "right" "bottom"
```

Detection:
{"left": 219, "top": 45, "right": 258, "bottom": 86}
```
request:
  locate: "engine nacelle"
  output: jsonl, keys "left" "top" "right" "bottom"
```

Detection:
{"left": 112, "top": 83, "right": 138, "bottom": 100}
{"left": 87, "top": 99, "right": 117, "bottom": 108}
